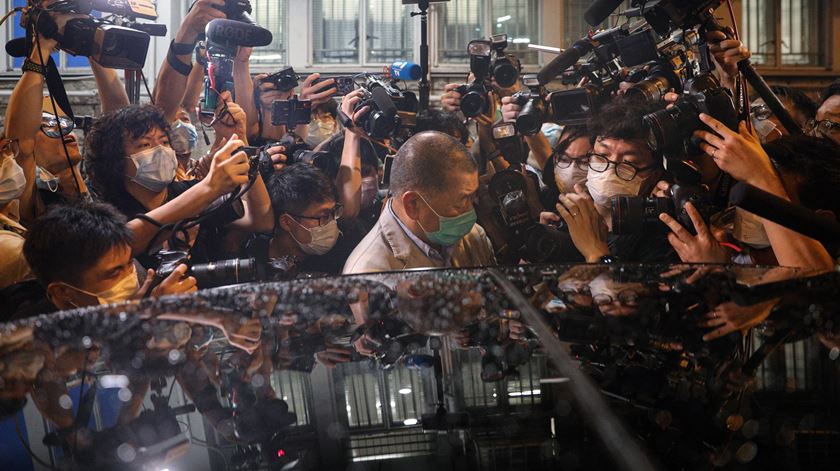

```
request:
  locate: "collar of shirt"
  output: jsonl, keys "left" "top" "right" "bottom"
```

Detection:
{"left": 388, "top": 200, "right": 454, "bottom": 266}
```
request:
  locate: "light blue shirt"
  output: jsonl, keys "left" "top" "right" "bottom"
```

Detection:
{"left": 387, "top": 200, "right": 455, "bottom": 267}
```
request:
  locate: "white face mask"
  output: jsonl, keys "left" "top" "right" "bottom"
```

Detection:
{"left": 59, "top": 264, "right": 140, "bottom": 306}
{"left": 127, "top": 145, "right": 178, "bottom": 193}
{"left": 0, "top": 156, "right": 26, "bottom": 206}
{"left": 555, "top": 162, "right": 588, "bottom": 194}
{"left": 361, "top": 176, "right": 379, "bottom": 209}
{"left": 289, "top": 218, "right": 340, "bottom": 255}
{"left": 733, "top": 207, "right": 771, "bottom": 249}
{"left": 586, "top": 167, "right": 644, "bottom": 219}
{"left": 305, "top": 118, "right": 337, "bottom": 148}
{"left": 35, "top": 165, "right": 60, "bottom": 193}
{"left": 170, "top": 120, "right": 198, "bottom": 155}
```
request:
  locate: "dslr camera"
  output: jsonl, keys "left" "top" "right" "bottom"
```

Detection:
{"left": 510, "top": 74, "right": 548, "bottom": 136}
{"left": 455, "top": 34, "right": 520, "bottom": 118}
{"left": 261, "top": 66, "right": 299, "bottom": 92}
{"left": 19, "top": 0, "right": 163, "bottom": 69}
{"left": 352, "top": 75, "right": 417, "bottom": 139}
{"left": 611, "top": 182, "right": 714, "bottom": 236}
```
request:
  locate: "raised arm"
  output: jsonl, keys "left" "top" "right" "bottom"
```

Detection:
{"left": 88, "top": 60, "right": 129, "bottom": 113}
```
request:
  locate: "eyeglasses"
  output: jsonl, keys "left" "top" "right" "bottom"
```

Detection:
{"left": 554, "top": 151, "right": 591, "bottom": 169}
{"left": 806, "top": 119, "right": 840, "bottom": 137}
{"left": 289, "top": 203, "right": 343, "bottom": 226}
{"left": 750, "top": 104, "right": 772, "bottom": 121}
{"left": 40, "top": 114, "right": 75, "bottom": 139}
{"left": 593, "top": 289, "right": 640, "bottom": 307}
{"left": 588, "top": 153, "right": 657, "bottom": 181}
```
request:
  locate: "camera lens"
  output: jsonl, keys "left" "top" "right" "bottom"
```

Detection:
{"left": 493, "top": 59, "right": 519, "bottom": 88}
{"left": 190, "top": 258, "right": 258, "bottom": 288}
{"left": 460, "top": 90, "right": 487, "bottom": 118}
{"left": 642, "top": 105, "right": 684, "bottom": 154}
{"left": 515, "top": 98, "right": 545, "bottom": 136}
{"left": 611, "top": 195, "right": 674, "bottom": 235}
{"left": 625, "top": 75, "right": 673, "bottom": 102}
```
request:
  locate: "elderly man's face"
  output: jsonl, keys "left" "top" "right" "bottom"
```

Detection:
{"left": 415, "top": 169, "right": 479, "bottom": 233}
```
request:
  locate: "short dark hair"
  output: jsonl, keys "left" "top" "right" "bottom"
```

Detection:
{"left": 85, "top": 104, "right": 170, "bottom": 209}
{"left": 320, "top": 133, "right": 381, "bottom": 178}
{"left": 821, "top": 80, "right": 840, "bottom": 104}
{"left": 770, "top": 85, "right": 818, "bottom": 120}
{"left": 541, "top": 125, "right": 590, "bottom": 195}
{"left": 389, "top": 131, "right": 477, "bottom": 195}
{"left": 588, "top": 97, "right": 662, "bottom": 143}
{"left": 23, "top": 202, "right": 133, "bottom": 286}
{"left": 414, "top": 109, "right": 469, "bottom": 145}
{"left": 764, "top": 135, "right": 840, "bottom": 216}
{"left": 268, "top": 163, "right": 337, "bottom": 216}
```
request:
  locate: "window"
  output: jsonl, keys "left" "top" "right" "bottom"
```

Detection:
{"left": 249, "top": 0, "right": 288, "bottom": 65}
{"left": 338, "top": 361, "right": 426, "bottom": 428}
{"left": 437, "top": 0, "right": 542, "bottom": 65}
{"left": 563, "top": 0, "right": 610, "bottom": 48}
{"left": 312, "top": 0, "right": 413, "bottom": 65}
{"left": 742, "top": 0, "right": 828, "bottom": 67}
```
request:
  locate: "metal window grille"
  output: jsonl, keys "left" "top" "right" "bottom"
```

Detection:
{"left": 742, "top": 0, "right": 826, "bottom": 67}
{"left": 313, "top": 0, "right": 362, "bottom": 64}
{"left": 271, "top": 369, "right": 314, "bottom": 426}
{"left": 250, "top": 0, "right": 288, "bottom": 64}
{"left": 366, "top": 0, "right": 414, "bottom": 63}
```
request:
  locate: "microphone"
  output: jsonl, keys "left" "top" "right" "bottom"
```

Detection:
{"left": 729, "top": 182, "right": 840, "bottom": 245}
{"left": 389, "top": 61, "right": 421, "bottom": 81}
{"left": 205, "top": 19, "right": 273, "bottom": 48}
{"left": 537, "top": 39, "right": 593, "bottom": 85}
{"left": 584, "top": 0, "right": 625, "bottom": 27}
{"left": 370, "top": 85, "right": 398, "bottom": 117}
{"left": 6, "top": 38, "right": 27, "bottom": 58}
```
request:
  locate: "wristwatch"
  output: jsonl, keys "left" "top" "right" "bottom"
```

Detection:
{"left": 22, "top": 58, "right": 47, "bottom": 76}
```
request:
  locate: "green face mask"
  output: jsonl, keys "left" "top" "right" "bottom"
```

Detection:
{"left": 417, "top": 193, "right": 477, "bottom": 247}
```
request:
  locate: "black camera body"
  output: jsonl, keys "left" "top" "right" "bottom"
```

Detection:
{"left": 353, "top": 76, "right": 409, "bottom": 139}
{"left": 611, "top": 183, "right": 714, "bottom": 236}
{"left": 625, "top": 60, "right": 684, "bottom": 103}
{"left": 456, "top": 34, "right": 520, "bottom": 118}
{"left": 454, "top": 81, "right": 490, "bottom": 118}
{"left": 261, "top": 67, "right": 299, "bottom": 92}
{"left": 511, "top": 74, "right": 547, "bottom": 136}
{"left": 643, "top": 74, "right": 738, "bottom": 156}
{"left": 271, "top": 97, "right": 312, "bottom": 128}
{"left": 24, "top": 0, "right": 162, "bottom": 69}
{"left": 217, "top": 0, "right": 255, "bottom": 23}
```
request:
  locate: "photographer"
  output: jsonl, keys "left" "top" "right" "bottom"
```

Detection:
{"left": 3, "top": 15, "right": 130, "bottom": 223}
{"left": 2, "top": 202, "right": 195, "bottom": 320}
{"left": 540, "top": 98, "right": 674, "bottom": 264}
{"left": 343, "top": 131, "right": 495, "bottom": 274}
{"left": 499, "top": 95, "right": 560, "bottom": 171}
{"left": 539, "top": 125, "right": 592, "bottom": 201}
{"left": 751, "top": 86, "right": 817, "bottom": 143}
{"left": 84, "top": 104, "right": 273, "bottom": 265}
{"left": 809, "top": 80, "right": 840, "bottom": 145}
{"left": 662, "top": 128, "right": 838, "bottom": 270}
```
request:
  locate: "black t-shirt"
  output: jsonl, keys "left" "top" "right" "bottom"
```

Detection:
{"left": 0, "top": 279, "right": 56, "bottom": 323}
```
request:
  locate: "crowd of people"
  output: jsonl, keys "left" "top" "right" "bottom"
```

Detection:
{"left": 2, "top": 0, "right": 840, "bottom": 322}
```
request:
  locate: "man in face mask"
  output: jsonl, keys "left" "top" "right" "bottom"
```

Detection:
{"left": 344, "top": 131, "right": 495, "bottom": 274}
{"left": 267, "top": 164, "right": 344, "bottom": 273}
{"left": 0, "top": 138, "right": 32, "bottom": 289}
{"left": 169, "top": 108, "right": 199, "bottom": 181}
{"left": 8, "top": 202, "right": 196, "bottom": 318}
{"left": 808, "top": 81, "right": 840, "bottom": 146}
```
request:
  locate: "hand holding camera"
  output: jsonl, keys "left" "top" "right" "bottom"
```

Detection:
{"left": 706, "top": 30, "right": 751, "bottom": 85}
{"left": 299, "top": 73, "right": 337, "bottom": 106}
{"left": 340, "top": 89, "right": 370, "bottom": 129}
{"left": 211, "top": 91, "right": 248, "bottom": 143}
{"left": 179, "top": 0, "right": 226, "bottom": 44}
{"left": 659, "top": 201, "right": 731, "bottom": 263}
{"left": 206, "top": 134, "right": 249, "bottom": 194}
{"left": 137, "top": 264, "right": 198, "bottom": 299}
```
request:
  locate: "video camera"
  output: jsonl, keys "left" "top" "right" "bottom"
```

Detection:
{"left": 455, "top": 34, "right": 521, "bottom": 118}
{"left": 510, "top": 74, "right": 548, "bottom": 136}
{"left": 352, "top": 75, "right": 417, "bottom": 139}
{"left": 201, "top": 18, "right": 273, "bottom": 114}
{"left": 17, "top": 0, "right": 164, "bottom": 69}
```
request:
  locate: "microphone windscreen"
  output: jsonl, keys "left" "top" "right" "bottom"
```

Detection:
{"left": 371, "top": 85, "right": 398, "bottom": 117}
{"left": 6, "top": 38, "right": 27, "bottom": 58}
{"left": 537, "top": 40, "right": 591, "bottom": 85}
{"left": 390, "top": 61, "right": 421, "bottom": 81}
{"left": 205, "top": 19, "right": 273, "bottom": 48}
{"left": 584, "top": 0, "right": 625, "bottom": 27}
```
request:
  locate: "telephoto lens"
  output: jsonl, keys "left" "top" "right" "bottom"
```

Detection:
{"left": 610, "top": 195, "right": 674, "bottom": 235}
{"left": 190, "top": 258, "right": 258, "bottom": 288}
{"left": 456, "top": 83, "right": 489, "bottom": 118}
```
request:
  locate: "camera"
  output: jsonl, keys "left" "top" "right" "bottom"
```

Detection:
{"left": 271, "top": 96, "right": 312, "bottom": 128}
{"left": 261, "top": 66, "right": 298, "bottom": 92}
{"left": 352, "top": 75, "right": 414, "bottom": 139}
{"left": 511, "top": 74, "right": 547, "bottom": 136}
{"left": 154, "top": 249, "right": 298, "bottom": 289}
{"left": 469, "top": 34, "right": 521, "bottom": 89}
{"left": 611, "top": 183, "right": 714, "bottom": 236}
{"left": 217, "top": 0, "right": 255, "bottom": 24}
{"left": 624, "top": 60, "right": 684, "bottom": 103}
{"left": 492, "top": 122, "right": 527, "bottom": 166}
{"left": 643, "top": 74, "right": 738, "bottom": 156}
{"left": 454, "top": 81, "right": 490, "bottom": 118}
{"left": 313, "top": 75, "right": 356, "bottom": 96}
{"left": 549, "top": 84, "right": 613, "bottom": 126}
{"left": 20, "top": 0, "right": 164, "bottom": 69}
{"left": 201, "top": 19, "right": 273, "bottom": 114}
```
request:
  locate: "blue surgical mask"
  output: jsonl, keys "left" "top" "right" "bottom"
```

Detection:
{"left": 416, "top": 193, "right": 476, "bottom": 247}
{"left": 169, "top": 120, "right": 198, "bottom": 155}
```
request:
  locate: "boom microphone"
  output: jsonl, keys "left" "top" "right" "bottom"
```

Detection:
{"left": 584, "top": 0, "right": 625, "bottom": 27}
{"left": 729, "top": 182, "right": 840, "bottom": 245}
{"left": 205, "top": 19, "right": 273, "bottom": 48}
{"left": 537, "top": 39, "right": 593, "bottom": 85}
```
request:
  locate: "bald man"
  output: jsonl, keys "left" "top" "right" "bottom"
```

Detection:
{"left": 343, "top": 131, "right": 495, "bottom": 274}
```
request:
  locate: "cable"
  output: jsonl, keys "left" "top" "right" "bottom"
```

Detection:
{"left": 33, "top": 14, "right": 84, "bottom": 197}
{"left": 15, "top": 414, "right": 57, "bottom": 470}
{"left": 140, "top": 69, "right": 155, "bottom": 105}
